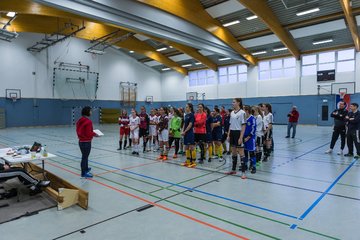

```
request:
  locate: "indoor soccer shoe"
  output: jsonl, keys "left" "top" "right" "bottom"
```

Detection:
{"left": 181, "top": 162, "right": 189, "bottom": 167}
{"left": 157, "top": 155, "right": 164, "bottom": 160}
{"left": 225, "top": 171, "right": 236, "bottom": 175}
{"left": 188, "top": 162, "right": 197, "bottom": 168}
{"left": 241, "top": 173, "right": 247, "bottom": 179}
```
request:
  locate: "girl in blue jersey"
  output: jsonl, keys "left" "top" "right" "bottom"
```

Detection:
{"left": 242, "top": 105, "right": 257, "bottom": 179}
{"left": 212, "top": 107, "right": 223, "bottom": 162}
{"left": 181, "top": 103, "right": 197, "bottom": 168}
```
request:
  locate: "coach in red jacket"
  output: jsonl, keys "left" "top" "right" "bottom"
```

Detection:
{"left": 76, "top": 106, "right": 98, "bottom": 178}
{"left": 286, "top": 106, "right": 300, "bottom": 138}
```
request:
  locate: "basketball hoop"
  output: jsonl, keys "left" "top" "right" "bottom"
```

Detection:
{"left": 11, "top": 96, "right": 17, "bottom": 102}
{"left": 189, "top": 96, "right": 194, "bottom": 101}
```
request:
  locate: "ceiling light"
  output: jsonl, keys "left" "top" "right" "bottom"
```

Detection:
{"left": 273, "top": 47, "right": 288, "bottom": 52}
{"left": 162, "top": 68, "right": 171, "bottom": 71}
{"left": 182, "top": 64, "right": 192, "bottom": 67}
{"left": 195, "top": 62, "right": 202, "bottom": 65}
{"left": 219, "top": 57, "right": 231, "bottom": 61}
{"left": 129, "top": 50, "right": 134, "bottom": 53}
{"left": 6, "top": 12, "right": 16, "bottom": 17}
{"left": 312, "top": 39, "right": 333, "bottom": 45}
{"left": 252, "top": 51, "right": 267, "bottom": 55}
{"left": 222, "top": 20, "right": 240, "bottom": 27}
{"left": 296, "top": 8, "right": 320, "bottom": 16}
{"left": 156, "top": 47, "right": 167, "bottom": 52}
{"left": 169, "top": 46, "right": 173, "bottom": 48}
{"left": 246, "top": 15, "right": 258, "bottom": 20}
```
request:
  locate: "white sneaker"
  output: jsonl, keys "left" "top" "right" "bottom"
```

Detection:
{"left": 337, "top": 150, "right": 343, "bottom": 155}
{"left": 325, "top": 149, "right": 333, "bottom": 154}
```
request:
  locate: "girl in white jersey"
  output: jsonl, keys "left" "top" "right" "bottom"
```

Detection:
{"left": 263, "top": 103, "right": 273, "bottom": 162}
{"left": 253, "top": 106, "right": 264, "bottom": 163}
{"left": 149, "top": 108, "right": 159, "bottom": 152}
{"left": 129, "top": 109, "right": 140, "bottom": 155}
{"left": 226, "top": 98, "right": 246, "bottom": 175}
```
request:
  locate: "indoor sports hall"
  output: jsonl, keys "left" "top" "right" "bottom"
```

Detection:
{"left": 0, "top": 1, "right": 360, "bottom": 239}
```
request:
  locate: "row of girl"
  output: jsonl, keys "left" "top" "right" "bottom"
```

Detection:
{"left": 117, "top": 99, "right": 273, "bottom": 177}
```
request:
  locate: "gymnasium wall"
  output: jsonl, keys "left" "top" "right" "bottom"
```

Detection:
{"left": 0, "top": 32, "right": 162, "bottom": 101}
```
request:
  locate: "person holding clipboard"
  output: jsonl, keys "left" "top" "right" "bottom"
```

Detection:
{"left": 76, "top": 106, "right": 101, "bottom": 178}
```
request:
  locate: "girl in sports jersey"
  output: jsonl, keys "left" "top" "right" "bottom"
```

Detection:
{"left": 149, "top": 108, "right": 159, "bottom": 152}
{"left": 204, "top": 107, "right": 213, "bottom": 162}
{"left": 253, "top": 106, "right": 264, "bottom": 163}
{"left": 222, "top": 109, "right": 231, "bottom": 155}
{"left": 178, "top": 107, "right": 185, "bottom": 155}
{"left": 157, "top": 107, "right": 169, "bottom": 160}
{"left": 129, "top": 109, "right": 140, "bottom": 155}
{"left": 226, "top": 98, "right": 246, "bottom": 175}
{"left": 181, "top": 103, "right": 196, "bottom": 168}
{"left": 169, "top": 108, "right": 182, "bottom": 158}
{"left": 263, "top": 103, "right": 273, "bottom": 162}
{"left": 212, "top": 107, "right": 223, "bottom": 162}
{"left": 242, "top": 105, "right": 257, "bottom": 178}
{"left": 118, "top": 109, "right": 130, "bottom": 150}
{"left": 194, "top": 103, "right": 207, "bottom": 164}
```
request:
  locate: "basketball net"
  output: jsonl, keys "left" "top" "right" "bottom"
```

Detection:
{"left": 339, "top": 91, "right": 346, "bottom": 99}
{"left": 11, "top": 96, "right": 17, "bottom": 102}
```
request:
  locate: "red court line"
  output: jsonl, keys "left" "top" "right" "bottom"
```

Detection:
{"left": 95, "top": 161, "right": 161, "bottom": 176}
{"left": 47, "top": 162, "right": 249, "bottom": 240}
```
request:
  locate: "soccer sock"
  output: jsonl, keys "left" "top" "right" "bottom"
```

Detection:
{"left": 232, "top": 155, "right": 237, "bottom": 171}
{"left": 119, "top": 141, "right": 122, "bottom": 149}
{"left": 199, "top": 143, "right": 205, "bottom": 159}
{"left": 240, "top": 156, "right": 246, "bottom": 172}
{"left": 124, "top": 140, "right": 127, "bottom": 149}
{"left": 208, "top": 144, "right": 213, "bottom": 159}
{"left": 129, "top": 139, "right": 132, "bottom": 147}
{"left": 186, "top": 150, "right": 191, "bottom": 164}
{"left": 191, "top": 149, "right": 196, "bottom": 163}
{"left": 250, "top": 152, "right": 256, "bottom": 168}
{"left": 218, "top": 144, "right": 223, "bottom": 157}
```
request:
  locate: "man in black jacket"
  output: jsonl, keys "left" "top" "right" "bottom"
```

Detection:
{"left": 0, "top": 162, "right": 50, "bottom": 195}
{"left": 344, "top": 103, "right": 360, "bottom": 158}
{"left": 325, "top": 101, "right": 348, "bottom": 155}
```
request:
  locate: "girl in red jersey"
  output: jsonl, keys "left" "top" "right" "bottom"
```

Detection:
{"left": 194, "top": 103, "right": 207, "bottom": 164}
{"left": 157, "top": 107, "right": 170, "bottom": 160}
{"left": 118, "top": 109, "right": 130, "bottom": 150}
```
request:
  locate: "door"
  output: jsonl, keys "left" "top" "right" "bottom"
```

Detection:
{"left": 272, "top": 103, "right": 292, "bottom": 125}
{"left": 317, "top": 97, "right": 333, "bottom": 126}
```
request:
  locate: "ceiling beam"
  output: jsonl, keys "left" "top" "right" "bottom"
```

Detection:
{"left": 136, "top": 0, "right": 257, "bottom": 65}
{"left": 237, "top": 0, "right": 300, "bottom": 59}
{"left": 0, "top": 0, "right": 187, "bottom": 74}
{"left": 340, "top": 0, "right": 360, "bottom": 51}
{"left": 237, "top": 7, "right": 360, "bottom": 41}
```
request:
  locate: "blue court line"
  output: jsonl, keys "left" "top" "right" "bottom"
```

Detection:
{"left": 56, "top": 151, "right": 298, "bottom": 220}
{"left": 298, "top": 159, "right": 357, "bottom": 221}
{"left": 290, "top": 224, "right": 297, "bottom": 229}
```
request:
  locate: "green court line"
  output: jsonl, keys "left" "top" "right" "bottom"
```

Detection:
{"left": 148, "top": 168, "right": 226, "bottom": 194}
{"left": 48, "top": 158, "right": 339, "bottom": 240}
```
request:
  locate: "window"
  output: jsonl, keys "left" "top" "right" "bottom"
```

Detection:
{"left": 218, "top": 64, "right": 248, "bottom": 84}
{"left": 301, "top": 49, "right": 355, "bottom": 76}
{"left": 188, "top": 69, "right": 217, "bottom": 86}
{"left": 259, "top": 57, "right": 296, "bottom": 80}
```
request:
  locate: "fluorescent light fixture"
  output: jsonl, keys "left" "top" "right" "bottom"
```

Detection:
{"left": 129, "top": 50, "right": 134, "bottom": 53}
{"left": 219, "top": 57, "right": 231, "bottom": 61}
{"left": 252, "top": 51, "right": 267, "bottom": 55}
{"left": 223, "top": 20, "right": 240, "bottom": 27}
{"left": 169, "top": 46, "right": 173, "bottom": 48}
{"left": 156, "top": 47, "right": 167, "bottom": 52}
{"left": 195, "top": 62, "right": 202, "bottom": 65}
{"left": 182, "top": 64, "right": 192, "bottom": 67}
{"left": 6, "top": 12, "right": 16, "bottom": 17}
{"left": 312, "top": 39, "right": 333, "bottom": 45}
{"left": 273, "top": 47, "right": 288, "bottom": 52}
{"left": 162, "top": 67, "right": 171, "bottom": 71}
{"left": 246, "top": 15, "right": 258, "bottom": 20}
{"left": 296, "top": 8, "right": 320, "bottom": 16}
